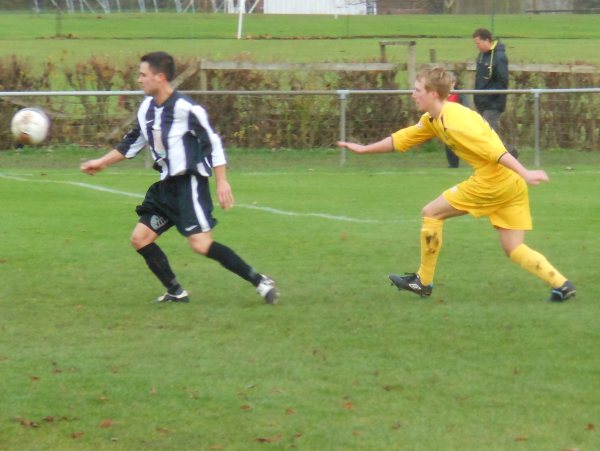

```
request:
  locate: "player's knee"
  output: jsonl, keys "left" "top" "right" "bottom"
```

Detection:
{"left": 130, "top": 231, "right": 153, "bottom": 250}
{"left": 130, "top": 234, "right": 143, "bottom": 250}
{"left": 191, "top": 243, "right": 210, "bottom": 255}
{"left": 499, "top": 239, "right": 521, "bottom": 258}
{"left": 188, "top": 235, "right": 213, "bottom": 255}
{"left": 422, "top": 205, "right": 438, "bottom": 218}
{"left": 502, "top": 241, "right": 521, "bottom": 258}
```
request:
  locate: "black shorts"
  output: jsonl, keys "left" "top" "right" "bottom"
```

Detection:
{"left": 135, "top": 174, "right": 217, "bottom": 236}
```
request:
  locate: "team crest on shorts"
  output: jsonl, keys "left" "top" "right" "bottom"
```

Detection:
{"left": 150, "top": 215, "right": 168, "bottom": 230}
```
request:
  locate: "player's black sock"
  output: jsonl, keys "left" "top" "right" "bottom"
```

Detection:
{"left": 137, "top": 243, "right": 182, "bottom": 293}
{"left": 206, "top": 241, "right": 262, "bottom": 286}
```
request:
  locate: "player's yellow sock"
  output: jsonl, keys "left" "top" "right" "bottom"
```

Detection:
{"left": 509, "top": 243, "right": 567, "bottom": 288}
{"left": 417, "top": 217, "right": 444, "bottom": 286}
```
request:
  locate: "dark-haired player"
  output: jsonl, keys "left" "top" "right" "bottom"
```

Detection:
{"left": 81, "top": 52, "right": 279, "bottom": 304}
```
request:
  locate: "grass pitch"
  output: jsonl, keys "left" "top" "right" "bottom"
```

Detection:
{"left": 1, "top": 13, "right": 599, "bottom": 65}
{"left": 1, "top": 147, "right": 599, "bottom": 450}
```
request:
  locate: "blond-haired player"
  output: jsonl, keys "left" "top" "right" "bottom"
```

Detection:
{"left": 337, "top": 67, "right": 575, "bottom": 302}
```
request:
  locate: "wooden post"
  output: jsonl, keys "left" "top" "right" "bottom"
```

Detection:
{"left": 429, "top": 48, "right": 437, "bottom": 63}
{"left": 378, "top": 40, "right": 417, "bottom": 87}
{"left": 199, "top": 60, "right": 207, "bottom": 91}
{"left": 407, "top": 42, "right": 416, "bottom": 87}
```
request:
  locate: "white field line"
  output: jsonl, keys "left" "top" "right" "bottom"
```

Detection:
{"left": 0, "top": 173, "right": 145, "bottom": 198}
{"left": 236, "top": 204, "right": 389, "bottom": 224}
{"left": 0, "top": 173, "right": 409, "bottom": 224}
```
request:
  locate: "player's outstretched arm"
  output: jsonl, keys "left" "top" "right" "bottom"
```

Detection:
{"left": 337, "top": 136, "right": 394, "bottom": 154}
{"left": 498, "top": 152, "right": 549, "bottom": 186}
{"left": 80, "top": 149, "right": 126, "bottom": 175}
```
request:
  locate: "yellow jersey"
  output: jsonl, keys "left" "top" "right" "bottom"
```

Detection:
{"left": 392, "top": 102, "right": 531, "bottom": 229}
{"left": 391, "top": 101, "right": 518, "bottom": 188}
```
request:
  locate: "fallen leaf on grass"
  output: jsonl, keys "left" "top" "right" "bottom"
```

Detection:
{"left": 99, "top": 419, "right": 114, "bottom": 428}
{"left": 514, "top": 436, "right": 528, "bottom": 442}
{"left": 59, "top": 416, "right": 77, "bottom": 422}
{"left": 44, "top": 415, "right": 77, "bottom": 423}
{"left": 71, "top": 431, "right": 84, "bottom": 439}
{"left": 342, "top": 401, "right": 353, "bottom": 410}
{"left": 156, "top": 427, "right": 170, "bottom": 436}
{"left": 586, "top": 423, "right": 595, "bottom": 431}
{"left": 285, "top": 408, "right": 296, "bottom": 415}
{"left": 240, "top": 404, "right": 252, "bottom": 411}
{"left": 18, "top": 418, "right": 38, "bottom": 428}
{"left": 256, "top": 433, "right": 282, "bottom": 443}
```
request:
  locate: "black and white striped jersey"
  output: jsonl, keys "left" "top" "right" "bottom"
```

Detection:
{"left": 116, "top": 91, "right": 226, "bottom": 180}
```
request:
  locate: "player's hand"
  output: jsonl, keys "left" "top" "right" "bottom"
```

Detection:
{"left": 80, "top": 159, "right": 103, "bottom": 175}
{"left": 523, "top": 169, "right": 550, "bottom": 185}
{"left": 216, "top": 180, "right": 234, "bottom": 210}
{"left": 337, "top": 141, "right": 367, "bottom": 154}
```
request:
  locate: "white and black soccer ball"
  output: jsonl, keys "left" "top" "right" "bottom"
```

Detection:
{"left": 11, "top": 108, "right": 50, "bottom": 145}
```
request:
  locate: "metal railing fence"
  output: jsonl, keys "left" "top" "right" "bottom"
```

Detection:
{"left": 1, "top": 88, "right": 599, "bottom": 165}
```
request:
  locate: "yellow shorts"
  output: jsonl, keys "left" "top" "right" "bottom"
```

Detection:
{"left": 443, "top": 176, "right": 532, "bottom": 230}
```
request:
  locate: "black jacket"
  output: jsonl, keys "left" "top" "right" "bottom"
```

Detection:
{"left": 473, "top": 40, "right": 509, "bottom": 113}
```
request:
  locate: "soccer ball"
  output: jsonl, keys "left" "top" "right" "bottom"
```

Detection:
{"left": 11, "top": 108, "right": 50, "bottom": 145}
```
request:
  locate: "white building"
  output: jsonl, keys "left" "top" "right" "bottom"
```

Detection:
{"left": 263, "top": 0, "right": 376, "bottom": 15}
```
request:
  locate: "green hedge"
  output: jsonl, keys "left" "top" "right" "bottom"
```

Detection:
{"left": 1, "top": 56, "right": 598, "bottom": 151}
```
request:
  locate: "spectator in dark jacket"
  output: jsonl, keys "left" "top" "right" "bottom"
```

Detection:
{"left": 473, "top": 28, "right": 517, "bottom": 158}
